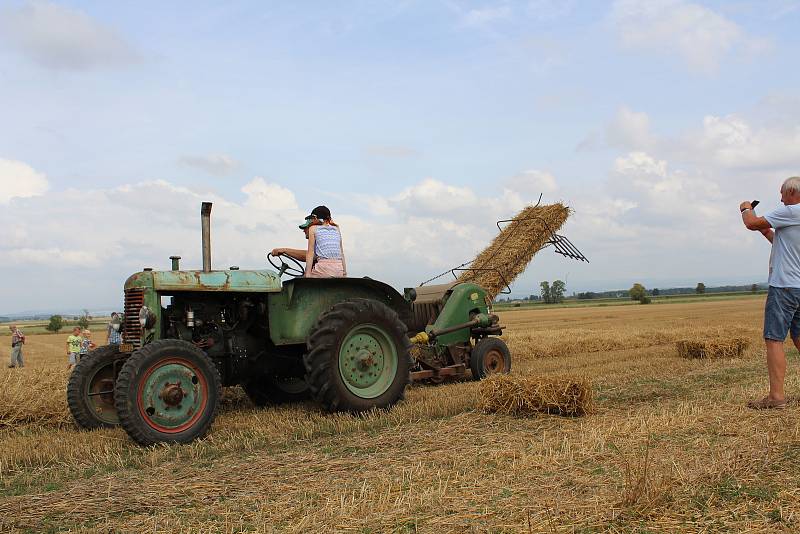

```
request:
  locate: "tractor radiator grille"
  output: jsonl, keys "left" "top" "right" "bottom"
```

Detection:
{"left": 123, "top": 288, "right": 144, "bottom": 348}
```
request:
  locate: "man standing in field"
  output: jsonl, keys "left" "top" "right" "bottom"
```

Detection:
{"left": 741, "top": 176, "right": 800, "bottom": 409}
{"left": 8, "top": 325, "right": 25, "bottom": 368}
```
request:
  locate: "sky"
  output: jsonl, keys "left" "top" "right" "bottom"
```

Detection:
{"left": 1, "top": 0, "right": 800, "bottom": 313}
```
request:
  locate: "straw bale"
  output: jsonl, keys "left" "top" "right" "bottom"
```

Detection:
{"left": 0, "top": 368, "right": 72, "bottom": 428}
{"left": 458, "top": 203, "right": 570, "bottom": 298}
{"left": 479, "top": 373, "right": 592, "bottom": 416}
{"left": 675, "top": 338, "right": 750, "bottom": 359}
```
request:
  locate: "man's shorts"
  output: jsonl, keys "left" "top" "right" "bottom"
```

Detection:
{"left": 68, "top": 352, "right": 79, "bottom": 364}
{"left": 764, "top": 286, "right": 800, "bottom": 341}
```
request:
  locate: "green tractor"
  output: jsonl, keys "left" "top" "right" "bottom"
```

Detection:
{"left": 67, "top": 203, "right": 511, "bottom": 445}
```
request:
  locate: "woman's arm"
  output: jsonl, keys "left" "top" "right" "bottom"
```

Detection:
{"left": 272, "top": 247, "right": 307, "bottom": 261}
{"left": 305, "top": 227, "right": 316, "bottom": 276}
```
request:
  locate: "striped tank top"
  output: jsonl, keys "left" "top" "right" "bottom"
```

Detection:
{"left": 314, "top": 225, "right": 342, "bottom": 259}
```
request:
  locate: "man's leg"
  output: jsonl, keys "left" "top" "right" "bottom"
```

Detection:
{"left": 16, "top": 347, "right": 23, "bottom": 367}
{"left": 765, "top": 339, "right": 788, "bottom": 401}
{"left": 8, "top": 348, "right": 14, "bottom": 368}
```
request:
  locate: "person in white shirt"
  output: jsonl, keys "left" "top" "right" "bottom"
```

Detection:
{"left": 741, "top": 176, "right": 800, "bottom": 409}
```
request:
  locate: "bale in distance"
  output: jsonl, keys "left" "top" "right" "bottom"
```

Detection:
{"left": 457, "top": 203, "right": 570, "bottom": 300}
{"left": 675, "top": 338, "right": 750, "bottom": 359}
{"left": 479, "top": 374, "right": 593, "bottom": 417}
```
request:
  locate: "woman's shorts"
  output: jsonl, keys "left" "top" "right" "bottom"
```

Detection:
{"left": 309, "top": 258, "right": 345, "bottom": 278}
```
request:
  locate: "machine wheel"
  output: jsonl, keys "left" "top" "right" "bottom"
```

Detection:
{"left": 244, "top": 372, "right": 310, "bottom": 406}
{"left": 304, "top": 298, "right": 412, "bottom": 413}
{"left": 114, "top": 340, "right": 221, "bottom": 446}
{"left": 67, "top": 345, "right": 125, "bottom": 429}
{"left": 470, "top": 337, "right": 511, "bottom": 380}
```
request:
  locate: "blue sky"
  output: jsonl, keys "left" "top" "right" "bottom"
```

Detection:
{"left": 1, "top": 0, "right": 800, "bottom": 312}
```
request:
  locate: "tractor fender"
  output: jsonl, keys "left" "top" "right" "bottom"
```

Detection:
{"left": 267, "top": 277, "right": 412, "bottom": 346}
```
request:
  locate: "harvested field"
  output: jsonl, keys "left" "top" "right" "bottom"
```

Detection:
{"left": 458, "top": 202, "right": 569, "bottom": 298}
{"left": 2, "top": 296, "right": 800, "bottom": 532}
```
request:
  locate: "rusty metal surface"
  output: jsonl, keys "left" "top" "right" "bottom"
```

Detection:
{"left": 201, "top": 202, "right": 212, "bottom": 272}
{"left": 123, "top": 288, "right": 144, "bottom": 348}
{"left": 410, "top": 363, "right": 466, "bottom": 382}
{"left": 149, "top": 270, "right": 282, "bottom": 292}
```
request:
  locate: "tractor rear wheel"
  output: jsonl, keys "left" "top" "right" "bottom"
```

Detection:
{"left": 67, "top": 345, "right": 125, "bottom": 429}
{"left": 114, "top": 340, "right": 221, "bottom": 445}
{"left": 304, "top": 298, "right": 412, "bottom": 412}
{"left": 244, "top": 371, "right": 310, "bottom": 406}
{"left": 470, "top": 337, "right": 511, "bottom": 380}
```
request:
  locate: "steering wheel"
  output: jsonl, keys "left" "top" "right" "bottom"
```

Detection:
{"left": 267, "top": 252, "right": 305, "bottom": 278}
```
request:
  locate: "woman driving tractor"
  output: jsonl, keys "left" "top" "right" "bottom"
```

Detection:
{"left": 271, "top": 205, "right": 347, "bottom": 278}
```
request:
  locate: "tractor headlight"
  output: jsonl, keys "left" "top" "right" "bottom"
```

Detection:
{"left": 138, "top": 306, "right": 156, "bottom": 329}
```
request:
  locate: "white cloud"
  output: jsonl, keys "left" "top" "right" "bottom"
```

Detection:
{"left": 0, "top": 1, "right": 138, "bottom": 71}
{"left": 505, "top": 169, "right": 558, "bottom": 196}
{"left": 459, "top": 6, "right": 511, "bottom": 27}
{"left": 0, "top": 158, "right": 49, "bottom": 203}
{"left": 688, "top": 115, "right": 800, "bottom": 170}
{"left": 579, "top": 107, "right": 654, "bottom": 151}
{"left": 610, "top": 0, "right": 766, "bottom": 72}
{"left": 527, "top": 0, "right": 574, "bottom": 21}
{"left": 241, "top": 177, "right": 299, "bottom": 212}
{"left": 608, "top": 151, "right": 725, "bottom": 228}
{"left": 179, "top": 154, "right": 239, "bottom": 176}
{"left": 392, "top": 178, "right": 478, "bottom": 216}
{"left": 8, "top": 247, "right": 100, "bottom": 267}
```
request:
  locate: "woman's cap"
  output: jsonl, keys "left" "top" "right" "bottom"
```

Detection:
{"left": 298, "top": 205, "right": 331, "bottom": 229}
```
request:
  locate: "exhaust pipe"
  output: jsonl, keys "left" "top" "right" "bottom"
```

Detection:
{"left": 201, "top": 202, "right": 212, "bottom": 272}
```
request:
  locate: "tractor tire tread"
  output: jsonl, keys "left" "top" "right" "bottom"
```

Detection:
{"left": 303, "top": 298, "right": 412, "bottom": 413}
{"left": 114, "top": 339, "right": 221, "bottom": 446}
{"left": 67, "top": 345, "right": 123, "bottom": 430}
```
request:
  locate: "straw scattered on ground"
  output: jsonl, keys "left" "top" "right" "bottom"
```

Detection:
{"left": 3, "top": 298, "right": 800, "bottom": 532}
{"left": 0, "top": 368, "right": 72, "bottom": 429}
{"left": 479, "top": 373, "right": 593, "bottom": 416}
{"left": 675, "top": 337, "right": 751, "bottom": 359}
{"left": 458, "top": 202, "right": 570, "bottom": 298}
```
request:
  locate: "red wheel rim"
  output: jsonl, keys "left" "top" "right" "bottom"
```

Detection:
{"left": 136, "top": 357, "right": 209, "bottom": 433}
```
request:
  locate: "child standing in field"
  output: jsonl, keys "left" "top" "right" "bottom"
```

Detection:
{"left": 79, "top": 330, "right": 96, "bottom": 361}
{"left": 66, "top": 327, "right": 82, "bottom": 369}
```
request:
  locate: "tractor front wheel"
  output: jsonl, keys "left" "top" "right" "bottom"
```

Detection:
{"left": 67, "top": 345, "right": 125, "bottom": 429}
{"left": 304, "top": 299, "right": 412, "bottom": 412}
{"left": 470, "top": 337, "right": 511, "bottom": 380}
{"left": 114, "top": 340, "right": 221, "bottom": 445}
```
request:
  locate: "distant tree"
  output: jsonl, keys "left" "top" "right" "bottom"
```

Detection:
{"left": 45, "top": 315, "right": 64, "bottom": 333}
{"left": 652, "top": 288, "right": 660, "bottom": 296}
{"left": 750, "top": 283, "right": 758, "bottom": 293}
{"left": 551, "top": 280, "right": 566, "bottom": 304}
{"left": 577, "top": 291, "right": 597, "bottom": 300}
{"left": 540, "top": 281, "right": 552, "bottom": 304}
{"left": 640, "top": 295, "right": 652, "bottom": 304}
{"left": 629, "top": 283, "right": 646, "bottom": 301}
{"left": 695, "top": 282, "right": 706, "bottom": 294}
{"left": 77, "top": 312, "right": 90, "bottom": 330}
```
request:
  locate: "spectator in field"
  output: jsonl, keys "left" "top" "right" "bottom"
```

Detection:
{"left": 66, "top": 326, "right": 82, "bottom": 369}
{"left": 271, "top": 205, "right": 347, "bottom": 278}
{"left": 741, "top": 175, "right": 800, "bottom": 409}
{"left": 79, "top": 330, "right": 95, "bottom": 361}
{"left": 107, "top": 312, "right": 122, "bottom": 346}
{"left": 8, "top": 325, "right": 25, "bottom": 368}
